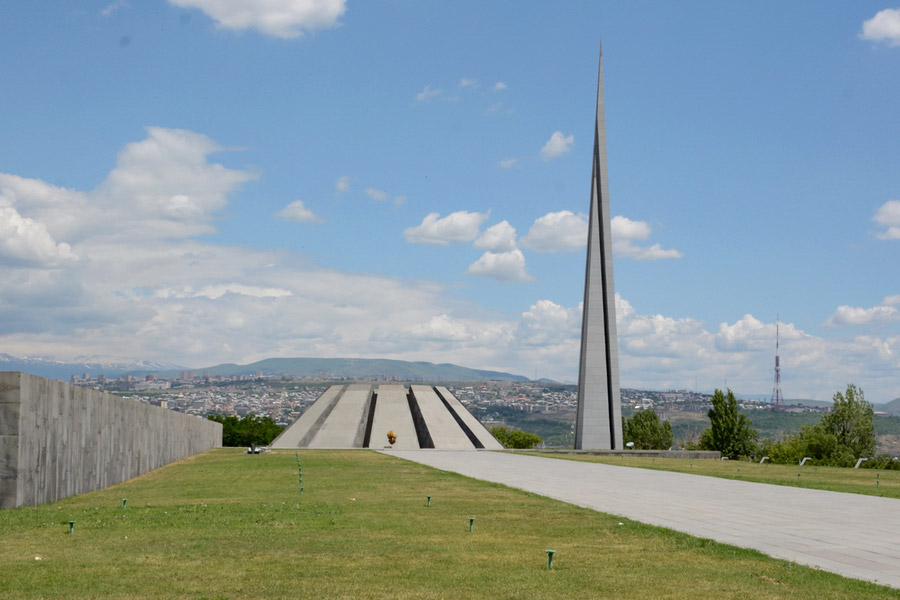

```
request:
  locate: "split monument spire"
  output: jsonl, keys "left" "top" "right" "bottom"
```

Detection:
{"left": 575, "top": 48, "right": 623, "bottom": 450}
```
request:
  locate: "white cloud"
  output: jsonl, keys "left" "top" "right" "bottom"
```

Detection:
{"left": 860, "top": 8, "right": 900, "bottom": 46}
{"left": 613, "top": 240, "right": 683, "bottom": 260}
{"left": 415, "top": 85, "right": 444, "bottom": 102}
{"left": 168, "top": 0, "right": 347, "bottom": 38}
{"left": 335, "top": 175, "right": 351, "bottom": 193}
{"left": 826, "top": 297, "right": 900, "bottom": 328}
{"left": 404, "top": 210, "right": 489, "bottom": 245}
{"left": 873, "top": 200, "right": 900, "bottom": 239}
{"left": 474, "top": 221, "right": 518, "bottom": 252}
{"left": 276, "top": 200, "right": 322, "bottom": 223}
{"left": 364, "top": 188, "right": 389, "bottom": 202}
{"left": 611, "top": 215, "right": 682, "bottom": 260}
{"left": 98, "top": 127, "right": 257, "bottom": 239}
{"left": 459, "top": 78, "right": 476, "bottom": 88}
{"left": 497, "top": 158, "right": 518, "bottom": 169}
{"left": 518, "top": 210, "right": 682, "bottom": 260}
{"left": 393, "top": 195, "right": 407, "bottom": 209}
{"left": 515, "top": 300, "right": 581, "bottom": 346}
{"left": 611, "top": 215, "right": 651, "bottom": 240}
{"left": 0, "top": 203, "right": 77, "bottom": 266}
{"left": 520, "top": 210, "right": 587, "bottom": 252}
{"left": 466, "top": 249, "right": 533, "bottom": 283}
{"left": 540, "top": 131, "right": 574, "bottom": 161}
{"left": 2, "top": 127, "right": 256, "bottom": 244}
{"left": 493, "top": 81, "right": 507, "bottom": 92}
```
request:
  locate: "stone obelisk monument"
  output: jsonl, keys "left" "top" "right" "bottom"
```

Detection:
{"left": 575, "top": 49, "right": 623, "bottom": 450}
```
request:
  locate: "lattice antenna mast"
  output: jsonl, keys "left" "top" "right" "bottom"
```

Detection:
{"left": 771, "top": 316, "right": 784, "bottom": 410}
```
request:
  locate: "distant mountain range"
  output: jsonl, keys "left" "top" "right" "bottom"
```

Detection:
{"left": 880, "top": 397, "right": 900, "bottom": 415}
{"left": 0, "top": 353, "right": 182, "bottom": 381}
{"left": 0, "top": 353, "right": 528, "bottom": 383}
{"left": 159, "top": 357, "right": 529, "bottom": 382}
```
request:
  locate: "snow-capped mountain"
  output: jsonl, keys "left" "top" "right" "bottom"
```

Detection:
{"left": 0, "top": 353, "right": 185, "bottom": 381}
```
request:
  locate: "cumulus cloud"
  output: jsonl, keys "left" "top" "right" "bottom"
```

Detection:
{"left": 520, "top": 210, "right": 587, "bottom": 252}
{"left": 0, "top": 203, "right": 77, "bottom": 266}
{"left": 98, "top": 127, "right": 257, "bottom": 239}
{"left": 466, "top": 249, "right": 533, "bottom": 283}
{"left": 873, "top": 200, "right": 900, "bottom": 239}
{"left": 276, "top": 200, "right": 322, "bottom": 223}
{"left": 474, "top": 221, "right": 517, "bottom": 252}
{"left": 826, "top": 297, "right": 900, "bottom": 328}
{"left": 515, "top": 299, "right": 581, "bottom": 346}
{"left": 860, "top": 8, "right": 900, "bottom": 46}
{"left": 168, "top": 0, "right": 347, "bottom": 38}
{"left": 613, "top": 240, "right": 683, "bottom": 260}
{"left": 540, "top": 131, "right": 574, "bottom": 161}
{"left": 611, "top": 215, "right": 651, "bottom": 240}
{"left": 415, "top": 85, "right": 444, "bottom": 102}
{"left": 2, "top": 127, "right": 256, "bottom": 245}
{"left": 520, "top": 211, "right": 682, "bottom": 260}
{"left": 459, "top": 78, "right": 476, "bottom": 88}
{"left": 493, "top": 81, "right": 507, "bottom": 92}
{"left": 404, "top": 210, "right": 489, "bottom": 245}
{"left": 611, "top": 215, "right": 683, "bottom": 260}
{"left": 335, "top": 175, "right": 351, "bottom": 193}
{"left": 497, "top": 158, "right": 518, "bottom": 169}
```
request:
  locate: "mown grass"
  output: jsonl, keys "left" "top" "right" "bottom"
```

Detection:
{"left": 530, "top": 452, "right": 900, "bottom": 499}
{"left": 1, "top": 449, "right": 895, "bottom": 599}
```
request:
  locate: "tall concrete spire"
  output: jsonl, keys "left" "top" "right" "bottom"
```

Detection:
{"left": 575, "top": 48, "right": 623, "bottom": 450}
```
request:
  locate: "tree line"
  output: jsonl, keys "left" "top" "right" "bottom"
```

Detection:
{"left": 207, "top": 414, "right": 284, "bottom": 447}
{"left": 625, "top": 384, "right": 888, "bottom": 468}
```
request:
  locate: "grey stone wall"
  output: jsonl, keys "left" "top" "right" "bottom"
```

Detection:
{"left": 0, "top": 372, "right": 221, "bottom": 508}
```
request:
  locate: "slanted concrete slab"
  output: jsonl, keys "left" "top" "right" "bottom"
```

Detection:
{"left": 409, "top": 386, "right": 474, "bottom": 450}
{"left": 308, "top": 384, "right": 372, "bottom": 449}
{"left": 270, "top": 385, "right": 343, "bottom": 449}
{"left": 383, "top": 450, "right": 900, "bottom": 589}
{"left": 434, "top": 386, "right": 503, "bottom": 450}
{"left": 370, "top": 385, "right": 419, "bottom": 450}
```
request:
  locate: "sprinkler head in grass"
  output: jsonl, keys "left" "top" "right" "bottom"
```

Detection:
{"left": 68, "top": 521, "right": 76, "bottom": 534}
{"left": 546, "top": 549, "right": 556, "bottom": 569}
{"left": 469, "top": 517, "right": 475, "bottom": 532}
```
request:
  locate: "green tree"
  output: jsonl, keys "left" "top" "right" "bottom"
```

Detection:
{"left": 490, "top": 426, "right": 542, "bottom": 449}
{"left": 820, "top": 384, "right": 875, "bottom": 459}
{"left": 623, "top": 410, "right": 673, "bottom": 450}
{"left": 698, "top": 389, "right": 758, "bottom": 459}
{"left": 207, "top": 413, "right": 284, "bottom": 447}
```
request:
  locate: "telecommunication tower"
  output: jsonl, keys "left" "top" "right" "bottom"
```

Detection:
{"left": 770, "top": 317, "right": 784, "bottom": 410}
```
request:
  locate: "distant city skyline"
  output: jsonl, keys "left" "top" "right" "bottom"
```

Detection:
{"left": 1, "top": 2, "right": 898, "bottom": 402}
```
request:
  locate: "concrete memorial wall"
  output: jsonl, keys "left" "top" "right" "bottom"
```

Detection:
{"left": 0, "top": 372, "right": 221, "bottom": 508}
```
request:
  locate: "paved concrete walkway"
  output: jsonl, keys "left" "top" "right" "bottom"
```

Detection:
{"left": 382, "top": 450, "right": 900, "bottom": 589}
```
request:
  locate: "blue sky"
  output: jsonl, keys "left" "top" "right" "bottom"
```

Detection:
{"left": 2, "top": 1, "right": 899, "bottom": 402}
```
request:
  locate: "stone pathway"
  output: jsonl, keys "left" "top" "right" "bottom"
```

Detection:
{"left": 382, "top": 450, "right": 900, "bottom": 589}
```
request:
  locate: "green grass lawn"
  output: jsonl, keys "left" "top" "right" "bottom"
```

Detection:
{"left": 530, "top": 452, "right": 900, "bottom": 499}
{"left": 1, "top": 449, "right": 895, "bottom": 599}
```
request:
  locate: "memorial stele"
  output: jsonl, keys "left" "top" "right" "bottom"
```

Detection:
{"left": 575, "top": 48, "right": 623, "bottom": 450}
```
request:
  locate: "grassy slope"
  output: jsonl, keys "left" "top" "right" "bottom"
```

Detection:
{"left": 0, "top": 449, "right": 895, "bottom": 599}
{"left": 531, "top": 453, "right": 900, "bottom": 499}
